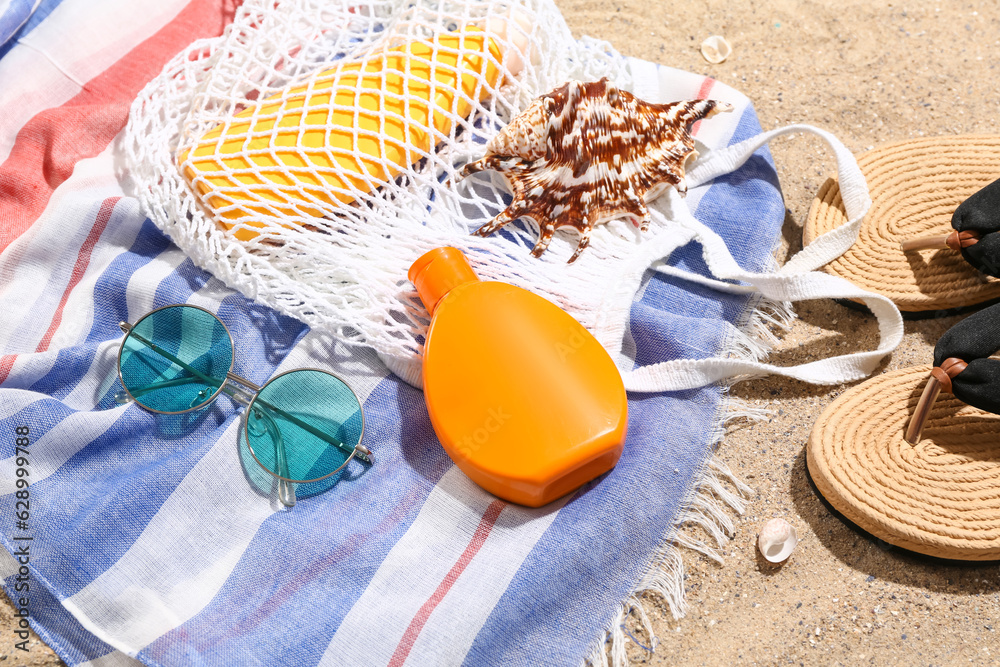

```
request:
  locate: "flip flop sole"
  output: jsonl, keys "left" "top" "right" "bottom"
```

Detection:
{"left": 808, "top": 365, "right": 1000, "bottom": 560}
{"left": 803, "top": 136, "right": 1000, "bottom": 313}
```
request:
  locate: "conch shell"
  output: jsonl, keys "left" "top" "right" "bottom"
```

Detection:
{"left": 462, "top": 78, "right": 733, "bottom": 262}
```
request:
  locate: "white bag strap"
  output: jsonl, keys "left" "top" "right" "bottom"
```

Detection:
{"left": 623, "top": 124, "right": 904, "bottom": 392}
{"left": 687, "top": 124, "right": 871, "bottom": 273}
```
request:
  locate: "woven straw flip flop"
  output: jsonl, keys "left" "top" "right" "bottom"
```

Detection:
{"left": 808, "top": 302, "right": 1000, "bottom": 560}
{"left": 803, "top": 136, "right": 1000, "bottom": 315}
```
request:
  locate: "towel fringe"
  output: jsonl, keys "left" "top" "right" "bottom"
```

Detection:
{"left": 585, "top": 290, "right": 790, "bottom": 667}
{"left": 724, "top": 297, "right": 793, "bottom": 364}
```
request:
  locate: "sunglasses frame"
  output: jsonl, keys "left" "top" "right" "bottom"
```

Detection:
{"left": 116, "top": 304, "right": 371, "bottom": 488}
{"left": 116, "top": 304, "right": 236, "bottom": 416}
{"left": 241, "top": 366, "right": 368, "bottom": 485}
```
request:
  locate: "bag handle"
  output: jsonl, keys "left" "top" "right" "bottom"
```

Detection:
{"left": 623, "top": 124, "right": 904, "bottom": 392}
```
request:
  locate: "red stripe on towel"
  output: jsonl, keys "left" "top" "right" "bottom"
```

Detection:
{"left": 0, "top": 0, "right": 240, "bottom": 251}
{"left": 696, "top": 76, "right": 717, "bottom": 100}
{"left": 36, "top": 197, "right": 120, "bottom": 353}
{"left": 692, "top": 76, "right": 717, "bottom": 136}
{"left": 0, "top": 355, "right": 15, "bottom": 387}
{"left": 387, "top": 499, "right": 507, "bottom": 667}
{"left": 0, "top": 196, "right": 119, "bottom": 386}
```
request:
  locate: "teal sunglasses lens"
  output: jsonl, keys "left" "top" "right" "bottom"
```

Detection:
{"left": 246, "top": 369, "right": 364, "bottom": 483}
{"left": 118, "top": 305, "right": 233, "bottom": 413}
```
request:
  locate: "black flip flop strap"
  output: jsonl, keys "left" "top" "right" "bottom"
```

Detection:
{"left": 933, "top": 300, "right": 1000, "bottom": 414}
{"left": 952, "top": 176, "right": 1000, "bottom": 277}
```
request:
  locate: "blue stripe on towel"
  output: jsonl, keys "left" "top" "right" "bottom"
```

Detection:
{"left": 0, "top": 0, "right": 60, "bottom": 56}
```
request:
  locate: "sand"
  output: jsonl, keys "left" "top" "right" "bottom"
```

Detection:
{"left": 553, "top": 1, "right": 1000, "bottom": 665}
{"left": 3, "top": 1, "right": 999, "bottom": 665}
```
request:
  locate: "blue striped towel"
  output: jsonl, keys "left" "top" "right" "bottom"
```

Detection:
{"left": 0, "top": 2, "right": 784, "bottom": 665}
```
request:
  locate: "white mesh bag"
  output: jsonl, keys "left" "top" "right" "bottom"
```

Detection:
{"left": 124, "top": 0, "right": 904, "bottom": 389}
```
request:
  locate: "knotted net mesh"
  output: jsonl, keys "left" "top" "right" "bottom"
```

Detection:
{"left": 125, "top": 0, "right": 655, "bottom": 385}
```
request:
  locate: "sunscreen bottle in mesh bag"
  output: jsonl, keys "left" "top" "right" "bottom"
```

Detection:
{"left": 409, "top": 247, "right": 628, "bottom": 507}
{"left": 179, "top": 16, "right": 529, "bottom": 240}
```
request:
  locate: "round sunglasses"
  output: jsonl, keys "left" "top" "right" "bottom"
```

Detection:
{"left": 116, "top": 304, "right": 372, "bottom": 507}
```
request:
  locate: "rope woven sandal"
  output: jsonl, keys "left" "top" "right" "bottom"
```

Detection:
{"left": 807, "top": 302, "right": 1000, "bottom": 560}
{"left": 803, "top": 136, "right": 1000, "bottom": 315}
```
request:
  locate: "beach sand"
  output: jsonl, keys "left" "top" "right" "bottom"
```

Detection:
{"left": 3, "top": 1, "right": 999, "bottom": 665}
{"left": 554, "top": 1, "right": 1000, "bottom": 665}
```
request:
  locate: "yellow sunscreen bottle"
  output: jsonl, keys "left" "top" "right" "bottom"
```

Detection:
{"left": 409, "top": 247, "right": 629, "bottom": 507}
{"left": 179, "top": 16, "right": 529, "bottom": 240}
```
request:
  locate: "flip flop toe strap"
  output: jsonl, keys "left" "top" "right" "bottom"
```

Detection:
{"left": 933, "top": 299, "right": 1000, "bottom": 413}
{"left": 898, "top": 229, "right": 979, "bottom": 253}
{"left": 929, "top": 357, "right": 968, "bottom": 394}
{"left": 952, "top": 177, "right": 1000, "bottom": 277}
{"left": 906, "top": 302, "right": 1000, "bottom": 443}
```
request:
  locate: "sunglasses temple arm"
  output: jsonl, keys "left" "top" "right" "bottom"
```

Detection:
{"left": 124, "top": 330, "right": 225, "bottom": 391}
{"left": 117, "top": 374, "right": 213, "bottom": 403}
{"left": 255, "top": 408, "right": 296, "bottom": 507}
{"left": 253, "top": 396, "right": 372, "bottom": 464}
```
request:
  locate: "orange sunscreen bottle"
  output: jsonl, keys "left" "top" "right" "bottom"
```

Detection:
{"left": 179, "top": 16, "right": 528, "bottom": 240}
{"left": 409, "top": 247, "right": 628, "bottom": 507}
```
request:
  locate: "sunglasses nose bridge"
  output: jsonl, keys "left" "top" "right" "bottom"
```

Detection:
{"left": 225, "top": 371, "right": 261, "bottom": 407}
{"left": 226, "top": 371, "right": 261, "bottom": 393}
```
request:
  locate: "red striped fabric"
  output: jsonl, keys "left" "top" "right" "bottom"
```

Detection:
{"left": 0, "top": 0, "right": 241, "bottom": 251}
{"left": 691, "top": 76, "right": 717, "bottom": 136}
{"left": 0, "top": 197, "right": 119, "bottom": 385}
{"left": 0, "top": 354, "right": 15, "bottom": 387}
{"left": 387, "top": 499, "right": 507, "bottom": 667}
{"left": 35, "top": 197, "right": 120, "bottom": 352}
{"left": 0, "top": 0, "right": 241, "bottom": 385}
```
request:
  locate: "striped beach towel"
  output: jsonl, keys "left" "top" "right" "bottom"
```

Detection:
{"left": 0, "top": 1, "right": 785, "bottom": 665}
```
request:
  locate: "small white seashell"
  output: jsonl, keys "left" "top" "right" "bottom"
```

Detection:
{"left": 757, "top": 518, "right": 798, "bottom": 563}
{"left": 700, "top": 35, "right": 732, "bottom": 64}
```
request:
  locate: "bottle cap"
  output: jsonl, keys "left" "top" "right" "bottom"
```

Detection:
{"left": 482, "top": 8, "right": 534, "bottom": 77}
{"left": 409, "top": 247, "right": 480, "bottom": 314}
